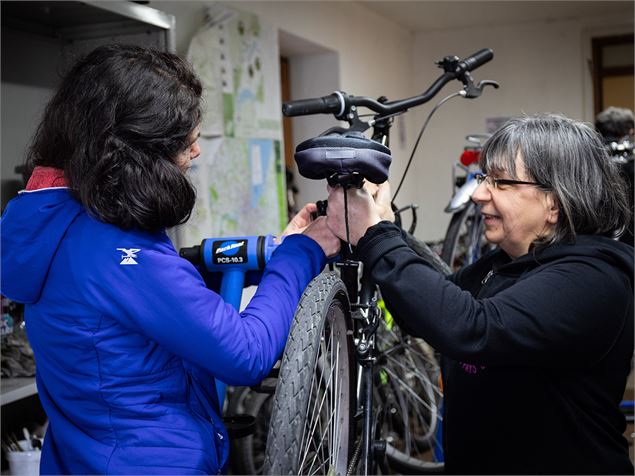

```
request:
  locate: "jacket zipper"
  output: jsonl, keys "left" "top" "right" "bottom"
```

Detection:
{"left": 481, "top": 269, "right": 495, "bottom": 284}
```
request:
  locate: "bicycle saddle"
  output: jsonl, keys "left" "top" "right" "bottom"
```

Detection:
{"left": 294, "top": 131, "right": 392, "bottom": 184}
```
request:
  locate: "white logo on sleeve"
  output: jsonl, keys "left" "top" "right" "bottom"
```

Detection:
{"left": 117, "top": 248, "right": 140, "bottom": 265}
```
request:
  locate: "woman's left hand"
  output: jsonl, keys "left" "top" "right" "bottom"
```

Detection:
{"left": 281, "top": 202, "right": 318, "bottom": 236}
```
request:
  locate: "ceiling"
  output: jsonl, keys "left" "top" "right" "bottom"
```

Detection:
{"left": 357, "top": 1, "right": 634, "bottom": 33}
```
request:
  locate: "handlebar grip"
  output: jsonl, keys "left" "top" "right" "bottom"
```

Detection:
{"left": 460, "top": 48, "right": 494, "bottom": 72}
{"left": 282, "top": 92, "right": 344, "bottom": 117}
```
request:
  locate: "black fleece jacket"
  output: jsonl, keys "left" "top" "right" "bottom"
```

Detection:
{"left": 357, "top": 221, "right": 634, "bottom": 475}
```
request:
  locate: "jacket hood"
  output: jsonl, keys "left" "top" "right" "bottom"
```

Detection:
{"left": 496, "top": 235, "right": 634, "bottom": 285}
{"left": 1, "top": 188, "right": 83, "bottom": 303}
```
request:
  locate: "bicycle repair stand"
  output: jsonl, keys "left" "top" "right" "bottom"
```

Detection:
{"left": 180, "top": 235, "right": 281, "bottom": 437}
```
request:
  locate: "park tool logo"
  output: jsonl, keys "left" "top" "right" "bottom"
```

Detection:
{"left": 213, "top": 240, "right": 247, "bottom": 265}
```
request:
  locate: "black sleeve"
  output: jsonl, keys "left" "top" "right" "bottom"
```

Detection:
{"left": 356, "top": 222, "right": 632, "bottom": 368}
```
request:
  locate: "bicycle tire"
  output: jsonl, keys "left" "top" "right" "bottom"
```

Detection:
{"left": 263, "top": 271, "right": 355, "bottom": 476}
{"left": 441, "top": 201, "right": 486, "bottom": 270}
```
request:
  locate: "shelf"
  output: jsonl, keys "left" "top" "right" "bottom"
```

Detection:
{"left": 0, "top": 378, "right": 37, "bottom": 406}
{"left": 1, "top": 1, "right": 175, "bottom": 49}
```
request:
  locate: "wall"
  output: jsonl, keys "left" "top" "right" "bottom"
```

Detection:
{"left": 408, "top": 12, "right": 634, "bottom": 241}
{"left": 5, "top": 2, "right": 630, "bottom": 241}
{"left": 288, "top": 52, "right": 340, "bottom": 206}
{"left": 152, "top": 0, "right": 415, "bottom": 209}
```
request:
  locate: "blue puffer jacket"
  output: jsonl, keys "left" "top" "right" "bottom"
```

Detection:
{"left": 1, "top": 187, "right": 326, "bottom": 475}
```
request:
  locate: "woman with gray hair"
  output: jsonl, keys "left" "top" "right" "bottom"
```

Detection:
{"left": 326, "top": 114, "right": 634, "bottom": 474}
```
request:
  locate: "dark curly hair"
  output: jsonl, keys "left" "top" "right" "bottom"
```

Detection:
{"left": 27, "top": 44, "right": 202, "bottom": 232}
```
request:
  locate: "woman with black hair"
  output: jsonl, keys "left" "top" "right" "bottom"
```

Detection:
{"left": 0, "top": 44, "right": 339, "bottom": 474}
{"left": 327, "top": 114, "right": 634, "bottom": 474}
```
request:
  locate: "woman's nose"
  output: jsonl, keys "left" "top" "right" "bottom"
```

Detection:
{"left": 191, "top": 141, "right": 201, "bottom": 159}
{"left": 471, "top": 180, "right": 490, "bottom": 204}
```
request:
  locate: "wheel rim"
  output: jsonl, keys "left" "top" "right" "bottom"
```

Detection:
{"left": 297, "top": 299, "right": 351, "bottom": 476}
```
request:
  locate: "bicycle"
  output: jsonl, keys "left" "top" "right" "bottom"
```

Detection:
{"left": 261, "top": 49, "right": 498, "bottom": 475}
{"left": 440, "top": 134, "right": 493, "bottom": 271}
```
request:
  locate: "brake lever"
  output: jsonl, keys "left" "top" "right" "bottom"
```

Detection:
{"left": 478, "top": 80, "right": 500, "bottom": 90}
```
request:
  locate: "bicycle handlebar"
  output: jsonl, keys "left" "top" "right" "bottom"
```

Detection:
{"left": 282, "top": 48, "right": 494, "bottom": 118}
{"left": 281, "top": 92, "right": 345, "bottom": 117}
{"left": 459, "top": 48, "right": 493, "bottom": 73}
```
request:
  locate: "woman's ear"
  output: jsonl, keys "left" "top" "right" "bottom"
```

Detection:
{"left": 545, "top": 192, "right": 559, "bottom": 225}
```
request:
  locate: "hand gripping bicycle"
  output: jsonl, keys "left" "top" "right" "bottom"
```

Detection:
{"left": 263, "top": 49, "right": 498, "bottom": 475}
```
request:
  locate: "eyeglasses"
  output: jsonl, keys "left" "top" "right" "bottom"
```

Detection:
{"left": 474, "top": 173, "right": 545, "bottom": 190}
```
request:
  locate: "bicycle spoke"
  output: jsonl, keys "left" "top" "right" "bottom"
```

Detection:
{"left": 299, "top": 329, "right": 325, "bottom": 459}
{"left": 299, "top": 331, "right": 335, "bottom": 470}
{"left": 305, "top": 403, "right": 338, "bottom": 475}
{"left": 383, "top": 365, "right": 441, "bottom": 418}
{"left": 301, "top": 310, "right": 348, "bottom": 476}
{"left": 300, "top": 362, "right": 331, "bottom": 469}
{"left": 384, "top": 352, "right": 443, "bottom": 400}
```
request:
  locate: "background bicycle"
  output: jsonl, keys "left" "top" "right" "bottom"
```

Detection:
{"left": 440, "top": 133, "right": 493, "bottom": 271}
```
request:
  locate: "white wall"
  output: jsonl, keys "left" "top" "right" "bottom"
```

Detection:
{"left": 152, "top": 0, "right": 415, "bottom": 213}
{"left": 408, "top": 12, "right": 634, "bottom": 242}
{"left": 288, "top": 52, "right": 341, "bottom": 206}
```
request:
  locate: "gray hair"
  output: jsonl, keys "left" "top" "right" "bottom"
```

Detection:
{"left": 480, "top": 114, "right": 631, "bottom": 247}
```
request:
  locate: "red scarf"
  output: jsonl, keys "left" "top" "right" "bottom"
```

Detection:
{"left": 25, "top": 166, "right": 68, "bottom": 191}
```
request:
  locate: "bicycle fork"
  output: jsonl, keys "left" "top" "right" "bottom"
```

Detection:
{"left": 346, "top": 270, "right": 385, "bottom": 476}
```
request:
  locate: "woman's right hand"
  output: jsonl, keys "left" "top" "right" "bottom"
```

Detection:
{"left": 365, "top": 181, "right": 395, "bottom": 222}
{"left": 302, "top": 216, "right": 341, "bottom": 258}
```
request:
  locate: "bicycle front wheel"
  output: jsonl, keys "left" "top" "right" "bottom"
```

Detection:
{"left": 263, "top": 271, "right": 355, "bottom": 476}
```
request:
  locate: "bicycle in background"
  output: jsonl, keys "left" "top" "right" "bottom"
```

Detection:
{"left": 440, "top": 133, "right": 494, "bottom": 271}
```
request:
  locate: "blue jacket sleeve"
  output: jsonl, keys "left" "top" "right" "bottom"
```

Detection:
{"left": 85, "top": 233, "right": 325, "bottom": 385}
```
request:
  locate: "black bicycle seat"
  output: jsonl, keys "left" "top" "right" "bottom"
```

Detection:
{"left": 294, "top": 132, "right": 392, "bottom": 184}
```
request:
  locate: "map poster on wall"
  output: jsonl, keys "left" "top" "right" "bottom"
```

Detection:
{"left": 178, "top": 3, "right": 286, "bottom": 247}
